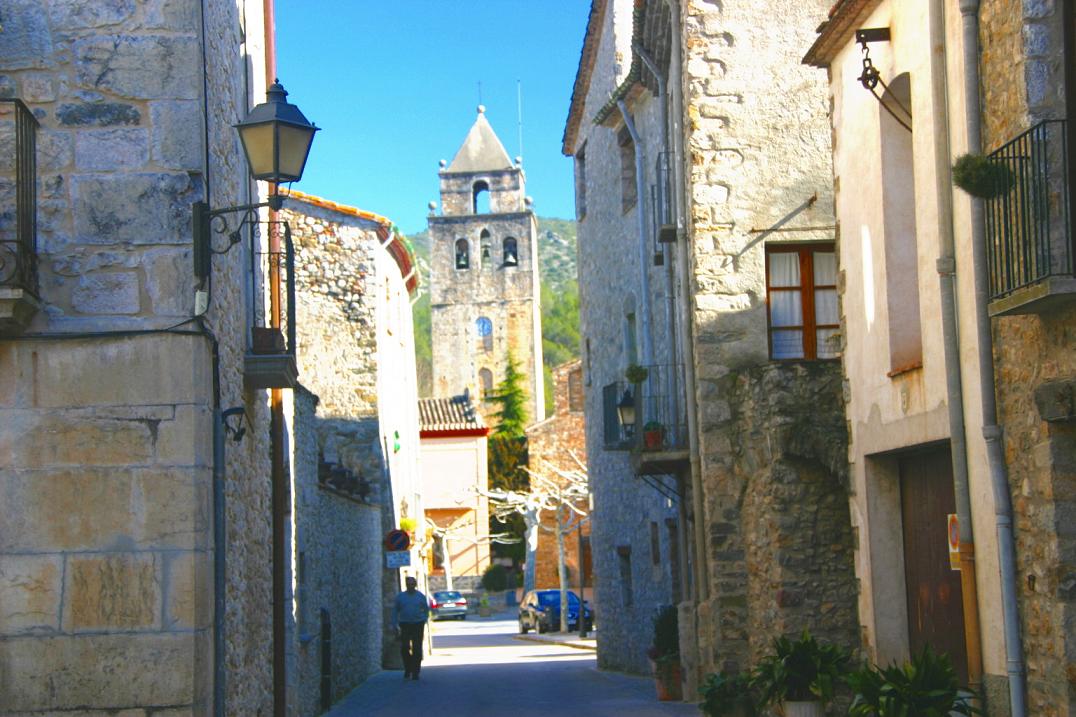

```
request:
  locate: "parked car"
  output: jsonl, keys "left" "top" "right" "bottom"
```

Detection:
{"left": 429, "top": 590, "right": 467, "bottom": 620}
{"left": 518, "top": 589, "right": 593, "bottom": 633}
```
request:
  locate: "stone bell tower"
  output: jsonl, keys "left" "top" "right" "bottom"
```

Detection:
{"left": 427, "top": 106, "right": 545, "bottom": 424}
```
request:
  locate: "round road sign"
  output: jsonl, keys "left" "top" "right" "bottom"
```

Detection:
{"left": 385, "top": 529, "right": 411, "bottom": 552}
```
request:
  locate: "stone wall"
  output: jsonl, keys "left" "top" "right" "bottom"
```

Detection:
{"left": 287, "top": 388, "right": 383, "bottom": 717}
{"left": 0, "top": 1, "right": 276, "bottom": 714}
{"left": 703, "top": 362, "right": 857, "bottom": 671}
{"left": 527, "top": 361, "right": 591, "bottom": 590}
{"left": 980, "top": 0, "right": 1076, "bottom": 712}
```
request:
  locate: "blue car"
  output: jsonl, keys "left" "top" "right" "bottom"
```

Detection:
{"left": 518, "top": 589, "right": 593, "bottom": 634}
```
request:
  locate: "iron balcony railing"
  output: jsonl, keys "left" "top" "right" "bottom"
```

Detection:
{"left": 985, "top": 119, "right": 1072, "bottom": 301}
{"left": 0, "top": 99, "right": 39, "bottom": 295}
{"left": 602, "top": 363, "right": 688, "bottom": 452}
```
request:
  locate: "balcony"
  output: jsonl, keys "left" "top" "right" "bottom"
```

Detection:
{"left": 244, "top": 222, "right": 298, "bottom": 389}
{"left": 985, "top": 120, "right": 1076, "bottom": 316}
{"left": 602, "top": 364, "right": 690, "bottom": 476}
{"left": 0, "top": 99, "right": 39, "bottom": 335}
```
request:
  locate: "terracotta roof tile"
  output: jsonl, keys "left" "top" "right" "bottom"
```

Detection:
{"left": 418, "top": 393, "right": 487, "bottom": 433}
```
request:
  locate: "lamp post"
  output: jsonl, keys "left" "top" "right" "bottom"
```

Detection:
{"left": 616, "top": 388, "right": 636, "bottom": 439}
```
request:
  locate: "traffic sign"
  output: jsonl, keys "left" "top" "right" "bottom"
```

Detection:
{"left": 386, "top": 550, "right": 411, "bottom": 568}
{"left": 948, "top": 514, "right": 960, "bottom": 571}
{"left": 384, "top": 529, "right": 411, "bottom": 552}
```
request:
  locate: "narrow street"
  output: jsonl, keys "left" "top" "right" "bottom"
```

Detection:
{"left": 326, "top": 612, "right": 698, "bottom": 717}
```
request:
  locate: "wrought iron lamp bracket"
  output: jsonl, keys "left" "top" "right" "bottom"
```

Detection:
{"left": 193, "top": 197, "right": 288, "bottom": 281}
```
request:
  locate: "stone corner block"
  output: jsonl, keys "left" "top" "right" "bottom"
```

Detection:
{"left": 1034, "top": 378, "right": 1076, "bottom": 422}
{"left": 0, "top": 554, "right": 63, "bottom": 635}
{"left": 63, "top": 553, "right": 161, "bottom": 632}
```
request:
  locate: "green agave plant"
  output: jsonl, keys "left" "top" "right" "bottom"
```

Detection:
{"left": 752, "top": 631, "right": 851, "bottom": 707}
{"left": 847, "top": 647, "right": 979, "bottom": 717}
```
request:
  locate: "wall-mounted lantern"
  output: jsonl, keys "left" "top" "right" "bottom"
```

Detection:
{"left": 616, "top": 388, "right": 636, "bottom": 437}
{"left": 192, "top": 80, "right": 318, "bottom": 389}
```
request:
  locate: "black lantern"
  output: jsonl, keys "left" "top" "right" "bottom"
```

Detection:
{"left": 616, "top": 388, "right": 636, "bottom": 435}
{"left": 235, "top": 79, "right": 319, "bottom": 187}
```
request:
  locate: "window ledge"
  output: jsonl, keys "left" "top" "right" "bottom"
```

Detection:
{"left": 0, "top": 287, "right": 41, "bottom": 337}
{"left": 887, "top": 361, "right": 923, "bottom": 378}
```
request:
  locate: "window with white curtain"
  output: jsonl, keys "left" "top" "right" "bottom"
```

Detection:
{"left": 766, "top": 244, "right": 838, "bottom": 360}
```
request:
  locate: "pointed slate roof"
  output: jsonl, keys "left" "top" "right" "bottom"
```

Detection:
{"left": 447, "top": 106, "right": 514, "bottom": 173}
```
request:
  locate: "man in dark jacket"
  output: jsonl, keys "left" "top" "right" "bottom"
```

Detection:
{"left": 391, "top": 576, "right": 430, "bottom": 680}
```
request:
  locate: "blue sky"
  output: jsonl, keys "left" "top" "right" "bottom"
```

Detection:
{"left": 275, "top": 2, "right": 592, "bottom": 236}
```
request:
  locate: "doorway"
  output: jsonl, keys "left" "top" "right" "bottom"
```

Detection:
{"left": 899, "top": 445, "right": 969, "bottom": 685}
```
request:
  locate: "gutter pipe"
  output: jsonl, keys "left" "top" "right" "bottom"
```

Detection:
{"left": 617, "top": 99, "right": 655, "bottom": 366}
{"left": 926, "top": 0, "right": 985, "bottom": 692}
{"left": 956, "top": 0, "right": 1027, "bottom": 711}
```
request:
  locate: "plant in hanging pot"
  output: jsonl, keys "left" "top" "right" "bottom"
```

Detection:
{"left": 647, "top": 605, "right": 682, "bottom": 701}
{"left": 625, "top": 364, "right": 650, "bottom": 384}
{"left": 700, "top": 671, "right": 758, "bottom": 717}
{"left": 952, "top": 153, "right": 1015, "bottom": 199}
{"left": 847, "top": 646, "right": 979, "bottom": 717}
{"left": 752, "top": 631, "right": 851, "bottom": 717}
{"left": 642, "top": 421, "right": 665, "bottom": 450}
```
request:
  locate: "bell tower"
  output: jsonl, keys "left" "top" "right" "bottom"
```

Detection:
{"left": 427, "top": 106, "right": 545, "bottom": 423}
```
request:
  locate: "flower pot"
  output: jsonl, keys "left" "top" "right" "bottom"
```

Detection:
{"left": 780, "top": 701, "right": 823, "bottom": 717}
{"left": 654, "top": 662, "right": 683, "bottom": 701}
{"left": 643, "top": 429, "right": 664, "bottom": 450}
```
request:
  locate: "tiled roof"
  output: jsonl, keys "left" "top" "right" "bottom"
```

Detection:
{"left": 802, "top": 0, "right": 883, "bottom": 67}
{"left": 284, "top": 189, "right": 420, "bottom": 296}
{"left": 562, "top": 0, "right": 610, "bottom": 155}
{"left": 418, "top": 393, "right": 488, "bottom": 434}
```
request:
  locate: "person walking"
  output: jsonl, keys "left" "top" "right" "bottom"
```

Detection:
{"left": 392, "top": 575, "right": 430, "bottom": 680}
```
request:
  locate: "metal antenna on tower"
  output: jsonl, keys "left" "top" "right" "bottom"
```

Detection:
{"left": 516, "top": 80, "right": 524, "bottom": 162}
{"left": 478, "top": 81, "right": 483, "bottom": 107}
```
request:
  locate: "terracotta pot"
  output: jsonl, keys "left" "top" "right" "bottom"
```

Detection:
{"left": 643, "top": 429, "right": 664, "bottom": 450}
{"left": 654, "top": 662, "right": 683, "bottom": 701}
{"left": 781, "top": 701, "right": 823, "bottom": 717}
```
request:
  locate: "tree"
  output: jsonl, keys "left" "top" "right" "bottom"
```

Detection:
{"left": 423, "top": 517, "right": 517, "bottom": 591}
{"left": 490, "top": 354, "right": 528, "bottom": 437}
{"left": 480, "top": 450, "right": 590, "bottom": 626}
{"left": 487, "top": 354, "right": 531, "bottom": 560}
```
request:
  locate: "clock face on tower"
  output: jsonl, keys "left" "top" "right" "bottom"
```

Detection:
{"left": 475, "top": 317, "right": 492, "bottom": 337}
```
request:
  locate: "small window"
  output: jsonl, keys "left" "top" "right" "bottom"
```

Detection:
{"left": 473, "top": 180, "right": 490, "bottom": 214}
{"left": 479, "top": 368, "right": 494, "bottom": 398}
{"left": 568, "top": 367, "right": 584, "bottom": 412}
{"left": 650, "top": 522, "right": 660, "bottom": 565}
{"left": 455, "top": 238, "right": 470, "bottom": 269}
{"left": 503, "top": 237, "right": 518, "bottom": 267}
{"left": 480, "top": 229, "right": 492, "bottom": 265}
{"left": 618, "top": 125, "right": 637, "bottom": 213}
{"left": 476, "top": 316, "right": 492, "bottom": 352}
{"left": 624, "top": 312, "right": 638, "bottom": 367}
{"left": 617, "top": 545, "right": 633, "bottom": 608}
{"left": 766, "top": 244, "right": 838, "bottom": 360}
{"left": 575, "top": 148, "right": 587, "bottom": 220}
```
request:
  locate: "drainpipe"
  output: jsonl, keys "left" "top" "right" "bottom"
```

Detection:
{"left": 262, "top": 2, "right": 288, "bottom": 716}
{"left": 210, "top": 338, "right": 227, "bottom": 717}
{"left": 664, "top": 0, "right": 708, "bottom": 611}
{"left": 957, "top": 0, "right": 1027, "bottom": 711}
{"left": 927, "top": 0, "right": 985, "bottom": 694}
{"left": 617, "top": 100, "right": 655, "bottom": 366}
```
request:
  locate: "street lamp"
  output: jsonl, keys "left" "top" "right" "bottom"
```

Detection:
{"left": 235, "top": 79, "right": 320, "bottom": 202}
{"left": 193, "top": 79, "right": 318, "bottom": 280}
{"left": 616, "top": 388, "right": 636, "bottom": 437}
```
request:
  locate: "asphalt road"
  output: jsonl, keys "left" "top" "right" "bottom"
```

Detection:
{"left": 326, "top": 614, "right": 699, "bottom": 716}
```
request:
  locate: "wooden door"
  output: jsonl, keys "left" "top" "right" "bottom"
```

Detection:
{"left": 899, "top": 446, "right": 969, "bottom": 685}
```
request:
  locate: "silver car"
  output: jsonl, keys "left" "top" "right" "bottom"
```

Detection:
{"left": 430, "top": 590, "right": 468, "bottom": 620}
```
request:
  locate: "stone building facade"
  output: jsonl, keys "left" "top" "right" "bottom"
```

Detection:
{"left": 0, "top": 1, "right": 276, "bottom": 714}
{"left": 526, "top": 360, "right": 591, "bottom": 590}
{"left": 427, "top": 108, "right": 545, "bottom": 424}
{"left": 805, "top": 0, "right": 1076, "bottom": 712}
{"left": 281, "top": 191, "right": 423, "bottom": 715}
{"left": 563, "top": 0, "right": 858, "bottom": 684}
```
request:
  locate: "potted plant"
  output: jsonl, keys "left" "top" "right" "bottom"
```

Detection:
{"left": 752, "top": 631, "right": 851, "bottom": 717}
{"left": 700, "top": 671, "right": 757, "bottom": 717}
{"left": 647, "top": 605, "right": 682, "bottom": 701}
{"left": 625, "top": 364, "right": 650, "bottom": 384}
{"left": 642, "top": 421, "right": 665, "bottom": 450}
{"left": 478, "top": 593, "right": 492, "bottom": 617}
{"left": 952, "top": 153, "right": 1015, "bottom": 199}
{"left": 847, "top": 646, "right": 979, "bottom": 717}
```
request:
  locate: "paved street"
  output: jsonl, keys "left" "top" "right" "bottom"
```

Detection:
{"left": 326, "top": 613, "right": 699, "bottom": 716}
